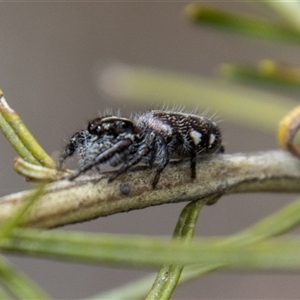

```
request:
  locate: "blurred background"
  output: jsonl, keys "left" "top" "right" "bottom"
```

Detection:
{"left": 0, "top": 2, "right": 300, "bottom": 299}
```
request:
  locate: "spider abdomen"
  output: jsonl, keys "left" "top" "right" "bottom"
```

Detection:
{"left": 135, "top": 110, "right": 222, "bottom": 157}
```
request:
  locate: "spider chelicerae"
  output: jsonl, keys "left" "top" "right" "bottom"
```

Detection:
{"left": 58, "top": 110, "right": 224, "bottom": 188}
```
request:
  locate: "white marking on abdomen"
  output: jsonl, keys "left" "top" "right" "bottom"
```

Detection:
{"left": 190, "top": 130, "right": 202, "bottom": 145}
{"left": 209, "top": 133, "right": 216, "bottom": 147}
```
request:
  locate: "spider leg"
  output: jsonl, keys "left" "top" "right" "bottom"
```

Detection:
{"left": 108, "top": 143, "right": 150, "bottom": 182}
{"left": 218, "top": 145, "right": 225, "bottom": 153}
{"left": 58, "top": 149, "right": 72, "bottom": 170}
{"left": 68, "top": 139, "right": 132, "bottom": 180}
{"left": 151, "top": 136, "right": 169, "bottom": 188}
{"left": 190, "top": 149, "right": 197, "bottom": 179}
{"left": 58, "top": 139, "right": 78, "bottom": 170}
{"left": 58, "top": 130, "right": 91, "bottom": 170}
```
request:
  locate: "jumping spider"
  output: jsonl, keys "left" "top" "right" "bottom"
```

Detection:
{"left": 59, "top": 110, "right": 224, "bottom": 188}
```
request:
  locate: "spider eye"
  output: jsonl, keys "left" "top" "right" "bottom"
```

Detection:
{"left": 88, "top": 120, "right": 103, "bottom": 135}
{"left": 115, "top": 120, "right": 134, "bottom": 134}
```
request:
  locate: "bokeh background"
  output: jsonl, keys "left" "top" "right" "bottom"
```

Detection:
{"left": 0, "top": 2, "right": 299, "bottom": 299}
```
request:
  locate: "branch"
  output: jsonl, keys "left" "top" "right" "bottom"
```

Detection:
{"left": 0, "top": 150, "right": 299, "bottom": 229}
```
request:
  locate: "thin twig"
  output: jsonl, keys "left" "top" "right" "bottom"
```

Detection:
{"left": 0, "top": 150, "right": 299, "bottom": 229}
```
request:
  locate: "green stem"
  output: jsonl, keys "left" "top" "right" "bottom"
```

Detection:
{"left": 0, "top": 186, "right": 44, "bottom": 243}
{"left": 3, "top": 196, "right": 300, "bottom": 300}
{"left": 0, "top": 284, "right": 12, "bottom": 300}
{"left": 0, "top": 91, "right": 55, "bottom": 168}
{"left": 4, "top": 226, "right": 300, "bottom": 270}
{"left": 0, "top": 110, "right": 40, "bottom": 166}
{"left": 261, "top": 2, "right": 300, "bottom": 30}
{"left": 146, "top": 199, "right": 208, "bottom": 300}
{"left": 185, "top": 4, "right": 300, "bottom": 44}
{"left": 13, "top": 157, "right": 59, "bottom": 181}
{"left": 220, "top": 60, "right": 300, "bottom": 86}
{"left": 0, "top": 256, "right": 50, "bottom": 299}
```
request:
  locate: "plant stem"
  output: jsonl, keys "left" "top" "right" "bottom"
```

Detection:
{"left": 185, "top": 4, "right": 300, "bottom": 43}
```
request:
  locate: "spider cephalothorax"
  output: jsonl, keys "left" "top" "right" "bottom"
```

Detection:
{"left": 59, "top": 110, "right": 224, "bottom": 188}
{"left": 59, "top": 115, "right": 141, "bottom": 180}
{"left": 87, "top": 116, "right": 140, "bottom": 138}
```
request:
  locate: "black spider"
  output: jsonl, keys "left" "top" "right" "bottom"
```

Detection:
{"left": 59, "top": 110, "right": 224, "bottom": 188}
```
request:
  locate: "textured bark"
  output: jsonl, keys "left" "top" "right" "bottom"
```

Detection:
{"left": 0, "top": 150, "right": 299, "bottom": 228}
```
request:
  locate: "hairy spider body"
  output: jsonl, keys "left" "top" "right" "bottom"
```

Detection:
{"left": 59, "top": 116, "right": 140, "bottom": 179}
{"left": 59, "top": 130, "right": 94, "bottom": 167}
{"left": 136, "top": 110, "right": 222, "bottom": 156}
{"left": 59, "top": 110, "right": 223, "bottom": 188}
{"left": 133, "top": 110, "right": 223, "bottom": 185}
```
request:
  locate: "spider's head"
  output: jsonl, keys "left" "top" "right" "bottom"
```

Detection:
{"left": 58, "top": 130, "right": 91, "bottom": 169}
{"left": 87, "top": 116, "right": 140, "bottom": 137}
